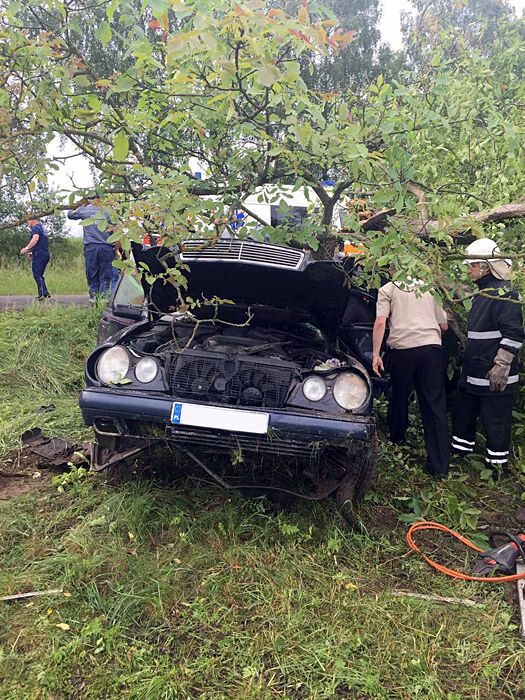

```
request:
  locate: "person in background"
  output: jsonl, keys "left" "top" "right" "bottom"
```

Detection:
{"left": 67, "top": 199, "right": 115, "bottom": 303}
{"left": 20, "top": 219, "right": 51, "bottom": 301}
{"left": 452, "top": 238, "right": 524, "bottom": 476}
{"left": 372, "top": 264, "right": 450, "bottom": 478}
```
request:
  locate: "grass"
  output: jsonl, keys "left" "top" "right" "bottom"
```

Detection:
{"left": 0, "top": 304, "right": 99, "bottom": 449}
{"left": 1, "top": 305, "right": 525, "bottom": 699}
{"left": 0, "top": 256, "right": 87, "bottom": 296}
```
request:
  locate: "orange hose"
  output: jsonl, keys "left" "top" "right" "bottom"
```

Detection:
{"left": 406, "top": 520, "right": 525, "bottom": 583}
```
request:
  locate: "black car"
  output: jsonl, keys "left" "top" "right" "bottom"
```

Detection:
{"left": 80, "top": 240, "right": 380, "bottom": 513}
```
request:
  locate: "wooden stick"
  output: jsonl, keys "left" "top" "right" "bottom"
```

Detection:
{"left": 390, "top": 590, "right": 478, "bottom": 607}
{"left": 1, "top": 589, "right": 64, "bottom": 602}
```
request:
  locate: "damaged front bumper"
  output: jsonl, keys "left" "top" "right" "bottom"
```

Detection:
{"left": 79, "top": 388, "right": 375, "bottom": 470}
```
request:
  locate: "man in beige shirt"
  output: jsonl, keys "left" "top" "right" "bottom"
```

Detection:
{"left": 372, "top": 274, "right": 450, "bottom": 477}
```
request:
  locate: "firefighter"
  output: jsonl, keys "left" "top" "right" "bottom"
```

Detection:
{"left": 452, "top": 238, "right": 524, "bottom": 475}
{"left": 372, "top": 266, "right": 450, "bottom": 477}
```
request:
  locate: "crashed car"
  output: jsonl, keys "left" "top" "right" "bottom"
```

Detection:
{"left": 79, "top": 240, "right": 378, "bottom": 512}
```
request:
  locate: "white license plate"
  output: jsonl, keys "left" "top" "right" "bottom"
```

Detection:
{"left": 171, "top": 402, "right": 269, "bottom": 434}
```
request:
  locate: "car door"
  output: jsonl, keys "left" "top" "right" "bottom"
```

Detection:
{"left": 97, "top": 273, "right": 147, "bottom": 344}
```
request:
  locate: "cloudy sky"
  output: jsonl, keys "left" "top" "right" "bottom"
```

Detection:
{"left": 50, "top": 0, "right": 525, "bottom": 230}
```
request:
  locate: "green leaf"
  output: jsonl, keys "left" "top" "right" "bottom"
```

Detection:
{"left": 86, "top": 94, "right": 102, "bottom": 112}
{"left": 255, "top": 64, "right": 281, "bottom": 88}
{"left": 338, "top": 103, "right": 349, "bottom": 122}
{"left": 113, "top": 131, "right": 129, "bottom": 161}
{"left": 73, "top": 75, "right": 90, "bottom": 87}
{"left": 106, "top": 0, "right": 119, "bottom": 21}
{"left": 112, "top": 74, "right": 135, "bottom": 93}
{"left": 96, "top": 21, "right": 112, "bottom": 47}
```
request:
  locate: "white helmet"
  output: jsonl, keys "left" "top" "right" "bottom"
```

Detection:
{"left": 463, "top": 238, "right": 511, "bottom": 280}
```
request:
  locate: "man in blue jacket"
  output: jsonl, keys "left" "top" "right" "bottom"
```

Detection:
{"left": 452, "top": 238, "right": 524, "bottom": 476}
{"left": 20, "top": 219, "right": 51, "bottom": 300}
{"left": 67, "top": 200, "right": 114, "bottom": 303}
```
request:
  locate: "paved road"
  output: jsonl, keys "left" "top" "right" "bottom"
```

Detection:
{"left": 0, "top": 295, "right": 91, "bottom": 310}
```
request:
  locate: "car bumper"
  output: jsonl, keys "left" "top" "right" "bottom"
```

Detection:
{"left": 80, "top": 388, "right": 375, "bottom": 459}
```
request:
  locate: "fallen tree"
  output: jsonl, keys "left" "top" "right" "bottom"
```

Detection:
{"left": 0, "top": 0, "right": 524, "bottom": 307}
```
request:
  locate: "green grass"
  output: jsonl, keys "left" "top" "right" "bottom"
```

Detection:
{"left": 0, "top": 256, "right": 87, "bottom": 296}
{"left": 1, "top": 305, "right": 525, "bottom": 699}
{"left": 0, "top": 304, "right": 100, "bottom": 450}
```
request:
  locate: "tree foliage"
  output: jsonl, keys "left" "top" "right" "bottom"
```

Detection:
{"left": 273, "top": 0, "right": 406, "bottom": 91}
{"left": 402, "top": 0, "right": 519, "bottom": 67}
{"left": 0, "top": 0, "right": 524, "bottom": 310}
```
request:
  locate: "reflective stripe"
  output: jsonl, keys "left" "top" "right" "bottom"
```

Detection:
{"left": 487, "top": 448, "right": 509, "bottom": 456}
{"left": 466, "top": 376, "right": 489, "bottom": 386}
{"left": 467, "top": 330, "right": 502, "bottom": 340}
{"left": 452, "top": 443, "right": 474, "bottom": 452}
{"left": 452, "top": 435, "right": 475, "bottom": 446}
{"left": 467, "top": 375, "right": 519, "bottom": 386}
{"left": 486, "top": 457, "right": 508, "bottom": 464}
{"left": 501, "top": 338, "right": 523, "bottom": 349}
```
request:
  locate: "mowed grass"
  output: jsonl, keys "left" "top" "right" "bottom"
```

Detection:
{"left": 0, "top": 306, "right": 525, "bottom": 699}
{"left": 0, "top": 304, "right": 99, "bottom": 449}
{"left": 0, "top": 255, "right": 87, "bottom": 296}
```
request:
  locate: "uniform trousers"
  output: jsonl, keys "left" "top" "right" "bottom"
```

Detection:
{"left": 452, "top": 388, "right": 514, "bottom": 472}
{"left": 388, "top": 344, "right": 450, "bottom": 476}
{"left": 31, "top": 250, "right": 50, "bottom": 298}
{"left": 84, "top": 243, "right": 115, "bottom": 297}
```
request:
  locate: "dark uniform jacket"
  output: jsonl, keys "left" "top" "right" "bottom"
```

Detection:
{"left": 30, "top": 223, "right": 49, "bottom": 253}
{"left": 460, "top": 274, "right": 524, "bottom": 395}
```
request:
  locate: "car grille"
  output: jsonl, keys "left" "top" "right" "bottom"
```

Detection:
{"left": 180, "top": 241, "right": 304, "bottom": 270}
{"left": 167, "top": 426, "right": 322, "bottom": 459}
{"left": 169, "top": 350, "right": 299, "bottom": 409}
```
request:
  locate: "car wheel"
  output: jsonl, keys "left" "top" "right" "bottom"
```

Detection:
{"left": 332, "top": 435, "right": 378, "bottom": 523}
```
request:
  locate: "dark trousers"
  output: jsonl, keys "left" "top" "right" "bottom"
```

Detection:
{"left": 84, "top": 244, "right": 114, "bottom": 297}
{"left": 31, "top": 250, "right": 50, "bottom": 298}
{"left": 388, "top": 345, "right": 450, "bottom": 475}
{"left": 452, "top": 388, "right": 514, "bottom": 472}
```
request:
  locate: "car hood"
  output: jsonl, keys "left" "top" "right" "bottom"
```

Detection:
{"left": 131, "top": 243, "right": 353, "bottom": 334}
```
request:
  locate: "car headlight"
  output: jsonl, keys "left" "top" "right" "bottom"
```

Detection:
{"left": 135, "top": 357, "right": 158, "bottom": 383}
{"left": 96, "top": 347, "right": 130, "bottom": 384}
{"left": 302, "top": 375, "right": 327, "bottom": 402}
{"left": 333, "top": 372, "right": 368, "bottom": 410}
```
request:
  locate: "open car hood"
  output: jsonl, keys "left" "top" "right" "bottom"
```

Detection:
{"left": 131, "top": 243, "right": 354, "bottom": 335}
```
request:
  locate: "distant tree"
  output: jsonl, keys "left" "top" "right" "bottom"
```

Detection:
{"left": 273, "top": 0, "right": 406, "bottom": 91}
{"left": 402, "top": 0, "right": 519, "bottom": 67}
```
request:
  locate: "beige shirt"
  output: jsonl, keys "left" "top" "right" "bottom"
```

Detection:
{"left": 376, "top": 281, "right": 447, "bottom": 350}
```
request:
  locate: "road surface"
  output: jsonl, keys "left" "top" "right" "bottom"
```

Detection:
{"left": 0, "top": 295, "right": 91, "bottom": 310}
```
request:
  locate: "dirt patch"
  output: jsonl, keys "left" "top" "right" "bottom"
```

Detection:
{"left": 1, "top": 446, "right": 45, "bottom": 474}
{"left": 0, "top": 477, "right": 36, "bottom": 500}
{"left": 0, "top": 429, "right": 92, "bottom": 501}
{"left": 359, "top": 503, "right": 401, "bottom": 535}
{"left": 0, "top": 448, "right": 52, "bottom": 500}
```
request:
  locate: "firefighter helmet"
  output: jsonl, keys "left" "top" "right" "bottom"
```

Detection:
{"left": 463, "top": 238, "right": 511, "bottom": 280}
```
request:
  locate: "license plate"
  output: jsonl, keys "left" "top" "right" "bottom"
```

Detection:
{"left": 171, "top": 402, "right": 269, "bottom": 434}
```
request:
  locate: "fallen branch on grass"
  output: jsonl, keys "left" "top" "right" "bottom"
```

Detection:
{"left": 389, "top": 590, "right": 479, "bottom": 607}
{"left": 1, "top": 588, "right": 64, "bottom": 602}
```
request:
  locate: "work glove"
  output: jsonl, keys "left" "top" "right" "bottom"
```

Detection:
{"left": 486, "top": 347, "right": 514, "bottom": 392}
